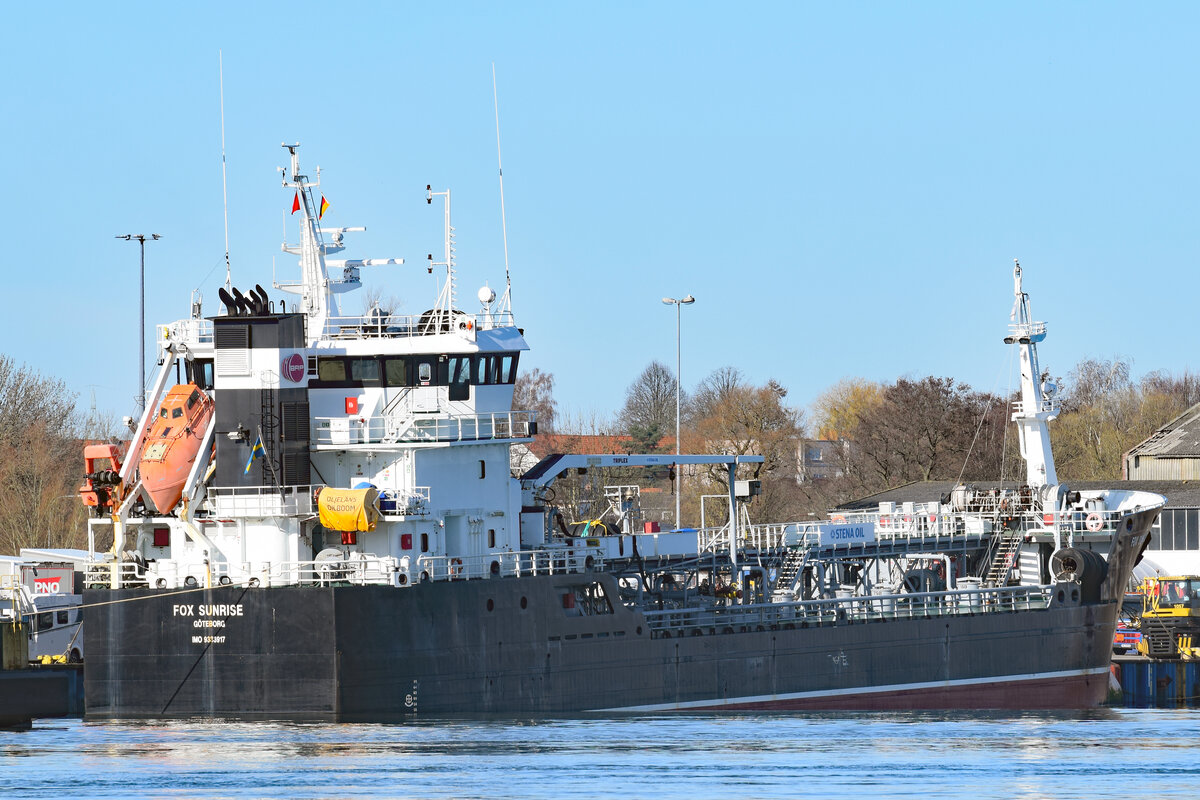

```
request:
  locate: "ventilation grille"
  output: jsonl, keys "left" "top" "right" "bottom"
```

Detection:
{"left": 281, "top": 402, "right": 310, "bottom": 442}
{"left": 282, "top": 452, "right": 311, "bottom": 485}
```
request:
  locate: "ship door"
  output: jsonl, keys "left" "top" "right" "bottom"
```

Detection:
{"left": 444, "top": 355, "right": 473, "bottom": 415}
{"left": 410, "top": 355, "right": 445, "bottom": 413}
{"left": 445, "top": 514, "right": 468, "bottom": 560}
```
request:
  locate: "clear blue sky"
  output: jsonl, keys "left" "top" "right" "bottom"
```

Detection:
{"left": 4, "top": 2, "right": 1196, "bottom": 429}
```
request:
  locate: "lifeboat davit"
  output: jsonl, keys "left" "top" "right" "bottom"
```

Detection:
{"left": 139, "top": 384, "right": 215, "bottom": 514}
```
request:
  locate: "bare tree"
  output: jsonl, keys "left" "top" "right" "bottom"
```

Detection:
{"left": 687, "top": 375, "right": 805, "bottom": 524}
{"left": 1060, "top": 357, "right": 1132, "bottom": 412}
{"left": 513, "top": 367, "right": 558, "bottom": 433}
{"left": 837, "top": 376, "right": 1004, "bottom": 493}
{"left": 359, "top": 285, "right": 406, "bottom": 317}
{"left": 1141, "top": 369, "right": 1200, "bottom": 410}
{"left": 688, "top": 366, "right": 744, "bottom": 424}
{"left": 1050, "top": 360, "right": 1194, "bottom": 480}
{"left": 619, "top": 361, "right": 682, "bottom": 433}
{"left": 0, "top": 356, "right": 91, "bottom": 554}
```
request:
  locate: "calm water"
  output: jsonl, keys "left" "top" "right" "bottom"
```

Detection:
{"left": 2, "top": 711, "right": 1198, "bottom": 799}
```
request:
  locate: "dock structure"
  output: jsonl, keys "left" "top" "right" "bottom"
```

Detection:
{"left": 1112, "top": 655, "right": 1200, "bottom": 708}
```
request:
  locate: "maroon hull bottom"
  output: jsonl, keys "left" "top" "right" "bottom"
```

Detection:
{"left": 671, "top": 670, "right": 1110, "bottom": 712}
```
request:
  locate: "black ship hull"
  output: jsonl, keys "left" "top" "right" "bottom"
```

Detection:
{"left": 83, "top": 579, "right": 1119, "bottom": 717}
{"left": 84, "top": 510, "right": 1153, "bottom": 718}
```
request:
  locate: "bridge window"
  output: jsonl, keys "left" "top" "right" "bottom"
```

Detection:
{"left": 447, "top": 356, "right": 471, "bottom": 401}
{"left": 349, "top": 358, "right": 381, "bottom": 386}
{"left": 317, "top": 358, "right": 347, "bottom": 382}
{"left": 186, "top": 359, "right": 215, "bottom": 390}
{"left": 497, "top": 354, "right": 517, "bottom": 384}
{"left": 383, "top": 357, "right": 408, "bottom": 387}
{"left": 475, "top": 353, "right": 520, "bottom": 385}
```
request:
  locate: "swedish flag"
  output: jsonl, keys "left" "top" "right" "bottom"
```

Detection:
{"left": 244, "top": 435, "right": 265, "bottom": 474}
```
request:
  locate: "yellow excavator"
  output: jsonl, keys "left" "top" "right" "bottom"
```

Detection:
{"left": 1135, "top": 576, "right": 1200, "bottom": 660}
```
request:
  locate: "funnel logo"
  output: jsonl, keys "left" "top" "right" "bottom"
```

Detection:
{"left": 281, "top": 353, "right": 306, "bottom": 383}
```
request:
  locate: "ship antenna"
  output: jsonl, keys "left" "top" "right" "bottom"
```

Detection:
{"left": 426, "top": 186, "right": 456, "bottom": 331}
{"left": 219, "top": 49, "right": 232, "bottom": 292}
{"left": 492, "top": 63, "right": 512, "bottom": 314}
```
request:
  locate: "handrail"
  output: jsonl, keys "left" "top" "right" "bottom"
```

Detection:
{"left": 313, "top": 410, "right": 536, "bottom": 445}
{"left": 205, "top": 484, "right": 431, "bottom": 517}
{"left": 416, "top": 547, "right": 604, "bottom": 582}
{"left": 83, "top": 545, "right": 604, "bottom": 589}
{"left": 642, "top": 584, "right": 1053, "bottom": 635}
{"left": 158, "top": 318, "right": 214, "bottom": 347}
{"left": 322, "top": 311, "right": 517, "bottom": 340}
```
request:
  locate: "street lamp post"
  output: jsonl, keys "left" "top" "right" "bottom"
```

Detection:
{"left": 662, "top": 294, "right": 695, "bottom": 529}
{"left": 116, "top": 234, "right": 162, "bottom": 413}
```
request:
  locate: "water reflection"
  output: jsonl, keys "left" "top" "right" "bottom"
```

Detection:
{"left": 2, "top": 711, "right": 1198, "bottom": 799}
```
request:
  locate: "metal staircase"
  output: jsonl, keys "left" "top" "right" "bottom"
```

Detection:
{"left": 983, "top": 530, "right": 1022, "bottom": 587}
{"left": 771, "top": 547, "right": 809, "bottom": 601}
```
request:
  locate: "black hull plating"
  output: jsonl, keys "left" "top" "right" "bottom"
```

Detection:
{"left": 85, "top": 578, "right": 1119, "bottom": 717}
{"left": 84, "top": 511, "right": 1154, "bottom": 718}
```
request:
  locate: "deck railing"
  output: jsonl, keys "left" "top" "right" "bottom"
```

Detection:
{"left": 82, "top": 544, "right": 604, "bottom": 590}
{"left": 642, "top": 584, "right": 1053, "bottom": 637}
{"left": 158, "top": 318, "right": 215, "bottom": 348}
{"left": 416, "top": 547, "right": 604, "bottom": 582}
{"left": 321, "top": 311, "right": 516, "bottom": 340}
{"left": 205, "top": 485, "right": 431, "bottom": 518}
{"left": 313, "top": 410, "right": 536, "bottom": 446}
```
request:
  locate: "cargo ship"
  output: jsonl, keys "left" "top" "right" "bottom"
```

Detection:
{"left": 81, "top": 144, "right": 1163, "bottom": 717}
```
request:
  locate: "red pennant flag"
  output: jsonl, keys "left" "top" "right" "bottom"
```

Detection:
{"left": 291, "top": 192, "right": 300, "bottom": 214}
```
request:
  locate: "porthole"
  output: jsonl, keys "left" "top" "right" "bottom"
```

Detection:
{"left": 520, "top": 596, "right": 528, "bottom": 609}
{"left": 486, "top": 598, "right": 495, "bottom": 612}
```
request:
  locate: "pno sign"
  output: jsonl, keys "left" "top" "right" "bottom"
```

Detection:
{"left": 34, "top": 578, "right": 62, "bottom": 594}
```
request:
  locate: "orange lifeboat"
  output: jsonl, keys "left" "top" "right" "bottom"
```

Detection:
{"left": 139, "top": 384, "right": 215, "bottom": 514}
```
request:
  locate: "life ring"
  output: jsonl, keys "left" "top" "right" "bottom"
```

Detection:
{"left": 831, "top": 514, "right": 846, "bottom": 523}
{"left": 1085, "top": 513, "right": 1103, "bottom": 532}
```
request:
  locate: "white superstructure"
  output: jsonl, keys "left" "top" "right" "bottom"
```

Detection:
{"left": 86, "top": 144, "right": 538, "bottom": 590}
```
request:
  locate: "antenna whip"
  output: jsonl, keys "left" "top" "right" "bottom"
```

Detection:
{"left": 220, "top": 50, "right": 231, "bottom": 292}
{"left": 492, "top": 63, "right": 512, "bottom": 312}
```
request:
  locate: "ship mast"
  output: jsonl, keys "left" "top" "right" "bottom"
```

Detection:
{"left": 278, "top": 143, "right": 332, "bottom": 331}
{"left": 1005, "top": 259, "right": 1059, "bottom": 488}
{"left": 425, "top": 186, "right": 456, "bottom": 331}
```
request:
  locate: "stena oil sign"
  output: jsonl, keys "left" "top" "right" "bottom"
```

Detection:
{"left": 818, "top": 521, "right": 876, "bottom": 546}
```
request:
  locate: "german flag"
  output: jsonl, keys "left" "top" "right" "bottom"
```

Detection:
{"left": 319, "top": 195, "right": 330, "bottom": 220}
